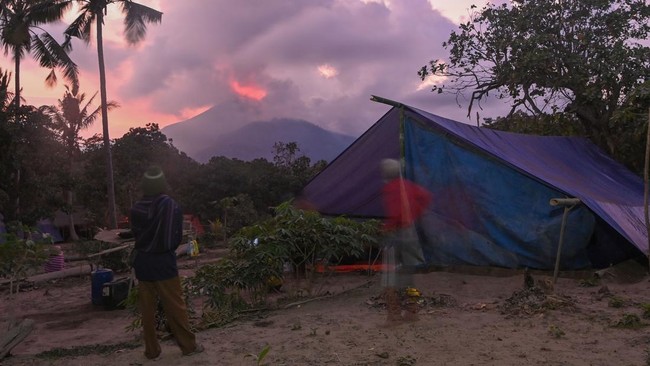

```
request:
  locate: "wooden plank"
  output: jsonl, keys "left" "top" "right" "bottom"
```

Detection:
{"left": 0, "top": 318, "right": 34, "bottom": 360}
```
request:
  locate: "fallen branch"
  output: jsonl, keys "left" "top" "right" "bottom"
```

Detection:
{"left": 86, "top": 243, "right": 133, "bottom": 259}
{"left": 0, "top": 264, "right": 94, "bottom": 288}
{"left": 0, "top": 318, "right": 34, "bottom": 360}
{"left": 283, "top": 280, "right": 373, "bottom": 309}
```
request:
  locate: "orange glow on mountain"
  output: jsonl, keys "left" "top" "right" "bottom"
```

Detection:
{"left": 230, "top": 80, "right": 267, "bottom": 101}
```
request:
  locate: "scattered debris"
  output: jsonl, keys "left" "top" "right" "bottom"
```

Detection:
{"left": 548, "top": 324, "right": 565, "bottom": 338}
{"left": 613, "top": 314, "right": 645, "bottom": 329}
{"left": 499, "top": 286, "right": 575, "bottom": 316}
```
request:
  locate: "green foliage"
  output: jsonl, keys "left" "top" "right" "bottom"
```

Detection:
{"left": 202, "top": 218, "right": 225, "bottom": 248}
{"left": 613, "top": 313, "right": 644, "bottom": 329}
{"left": 188, "top": 203, "right": 380, "bottom": 326}
{"left": 71, "top": 240, "right": 129, "bottom": 272}
{"left": 548, "top": 324, "right": 565, "bottom": 338}
{"left": 230, "top": 202, "right": 380, "bottom": 281}
{"left": 0, "top": 229, "right": 51, "bottom": 293}
{"left": 1, "top": 106, "right": 66, "bottom": 222}
{"left": 123, "top": 277, "right": 196, "bottom": 333}
{"left": 246, "top": 345, "right": 271, "bottom": 366}
{"left": 483, "top": 111, "right": 585, "bottom": 137}
{"left": 577, "top": 277, "right": 600, "bottom": 288}
{"left": 608, "top": 296, "right": 626, "bottom": 308}
{"left": 640, "top": 303, "right": 650, "bottom": 319}
{"left": 420, "top": 0, "right": 650, "bottom": 168}
{"left": 218, "top": 194, "right": 260, "bottom": 238}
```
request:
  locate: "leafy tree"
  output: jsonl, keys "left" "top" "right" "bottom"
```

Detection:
{"left": 112, "top": 123, "right": 196, "bottom": 210}
{"left": 64, "top": 0, "right": 162, "bottom": 229}
{"left": 272, "top": 141, "right": 326, "bottom": 200}
{"left": 0, "top": 0, "right": 78, "bottom": 109}
{"left": 41, "top": 85, "right": 114, "bottom": 239}
{"left": 218, "top": 194, "right": 259, "bottom": 240}
{"left": 80, "top": 123, "right": 197, "bottom": 225}
{"left": 76, "top": 134, "right": 107, "bottom": 225}
{"left": 3, "top": 105, "right": 66, "bottom": 223}
{"left": 419, "top": 0, "right": 650, "bottom": 160}
{"left": 483, "top": 111, "right": 586, "bottom": 136}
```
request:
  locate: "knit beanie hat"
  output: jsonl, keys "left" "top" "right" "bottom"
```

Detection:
{"left": 380, "top": 159, "right": 401, "bottom": 180}
{"left": 141, "top": 165, "right": 167, "bottom": 196}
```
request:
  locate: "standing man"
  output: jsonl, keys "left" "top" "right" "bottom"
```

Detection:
{"left": 130, "top": 165, "right": 204, "bottom": 359}
{"left": 380, "top": 159, "right": 432, "bottom": 322}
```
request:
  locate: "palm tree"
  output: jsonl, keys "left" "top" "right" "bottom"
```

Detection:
{"left": 42, "top": 85, "right": 117, "bottom": 240}
{"left": 0, "top": 0, "right": 79, "bottom": 109}
{"left": 64, "top": 0, "right": 162, "bottom": 229}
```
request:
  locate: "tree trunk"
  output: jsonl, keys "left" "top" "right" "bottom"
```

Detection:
{"left": 96, "top": 12, "right": 118, "bottom": 229}
{"left": 67, "top": 152, "right": 79, "bottom": 241}
{"left": 67, "top": 190, "right": 79, "bottom": 241}
{"left": 13, "top": 49, "right": 19, "bottom": 109}
{"left": 13, "top": 167, "right": 19, "bottom": 219}
{"left": 13, "top": 52, "right": 20, "bottom": 219}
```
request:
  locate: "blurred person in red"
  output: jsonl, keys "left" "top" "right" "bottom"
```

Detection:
{"left": 380, "top": 158, "right": 432, "bottom": 322}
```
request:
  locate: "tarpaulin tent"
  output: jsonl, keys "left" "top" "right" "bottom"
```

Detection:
{"left": 302, "top": 97, "right": 646, "bottom": 270}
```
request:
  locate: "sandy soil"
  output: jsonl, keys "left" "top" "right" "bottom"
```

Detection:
{"left": 2, "top": 249, "right": 650, "bottom": 366}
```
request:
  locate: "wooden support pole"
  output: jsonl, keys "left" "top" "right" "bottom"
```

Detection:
{"left": 550, "top": 198, "right": 581, "bottom": 284}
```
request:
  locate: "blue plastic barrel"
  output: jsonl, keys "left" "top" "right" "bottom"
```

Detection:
{"left": 91, "top": 268, "right": 114, "bottom": 305}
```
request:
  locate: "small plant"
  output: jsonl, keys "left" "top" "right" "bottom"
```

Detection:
{"left": 608, "top": 296, "right": 625, "bottom": 308}
{"left": 613, "top": 313, "right": 644, "bottom": 329}
{"left": 396, "top": 355, "right": 417, "bottom": 366}
{"left": 548, "top": 324, "right": 565, "bottom": 338}
{"left": 188, "top": 202, "right": 380, "bottom": 329}
{"left": 245, "top": 345, "right": 270, "bottom": 366}
{"left": 640, "top": 303, "right": 650, "bottom": 319}
{"left": 0, "top": 228, "right": 51, "bottom": 295}
{"left": 578, "top": 277, "right": 599, "bottom": 287}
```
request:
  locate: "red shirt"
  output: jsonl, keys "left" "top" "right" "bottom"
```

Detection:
{"left": 381, "top": 178, "right": 432, "bottom": 232}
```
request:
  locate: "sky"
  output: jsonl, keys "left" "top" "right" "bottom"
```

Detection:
{"left": 1, "top": 0, "right": 508, "bottom": 140}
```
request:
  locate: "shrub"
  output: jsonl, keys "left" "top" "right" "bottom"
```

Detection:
{"left": 0, "top": 229, "right": 51, "bottom": 294}
{"left": 188, "top": 202, "right": 380, "bottom": 326}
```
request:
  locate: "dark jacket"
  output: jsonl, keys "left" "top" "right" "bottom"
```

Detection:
{"left": 130, "top": 194, "right": 183, "bottom": 281}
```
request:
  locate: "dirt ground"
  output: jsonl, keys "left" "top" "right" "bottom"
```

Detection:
{"left": 2, "top": 248, "right": 650, "bottom": 366}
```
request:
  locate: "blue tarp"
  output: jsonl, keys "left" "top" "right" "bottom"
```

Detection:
{"left": 302, "top": 101, "right": 646, "bottom": 269}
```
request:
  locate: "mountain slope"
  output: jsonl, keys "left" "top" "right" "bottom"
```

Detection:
{"left": 161, "top": 100, "right": 257, "bottom": 158}
{"left": 163, "top": 116, "right": 356, "bottom": 163}
{"left": 194, "top": 118, "right": 355, "bottom": 163}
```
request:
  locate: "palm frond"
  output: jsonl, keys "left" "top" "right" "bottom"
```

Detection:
{"left": 31, "top": 33, "right": 57, "bottom": 68}
{"left": 29, "top": 0, "right": 74, "bottom": 25}
{"left": 120, "top": 1, "right": 162, "bottom": 45}
{"left": 45, "top": 69, "right": 57, "bottom": 88}
{"left": 0, "top": 68, "right": 14, "bottom": 108}
{"left": 64, "top": 6, "right": 95, "bottom": 43}
{"left": 40, "top": 32, "right": 79, "bottom": 91}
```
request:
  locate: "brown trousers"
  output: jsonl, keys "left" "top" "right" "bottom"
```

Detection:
{"left": 138, "top": 276, "right": 196, "bottom": 358}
